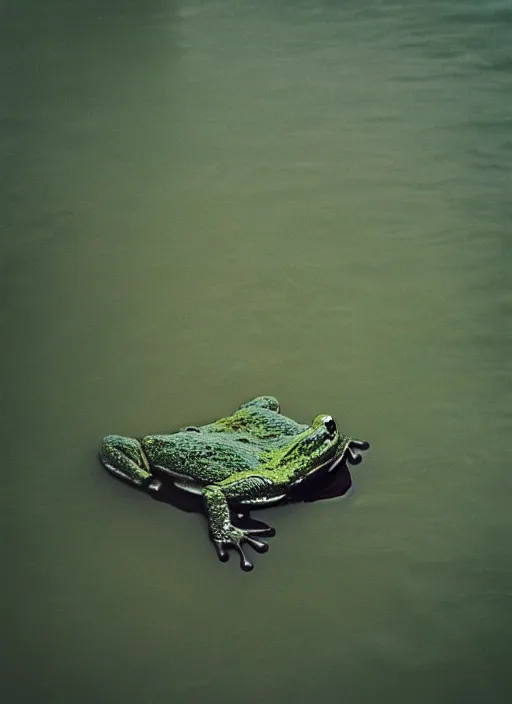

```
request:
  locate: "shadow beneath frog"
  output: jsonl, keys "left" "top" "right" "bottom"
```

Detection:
{"left": 147, "top": 460, "right": 355, "bottom": 531}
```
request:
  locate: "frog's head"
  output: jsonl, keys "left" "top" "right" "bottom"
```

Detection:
{"left": 278, "top": 414, "right": 369, "bottom": 481}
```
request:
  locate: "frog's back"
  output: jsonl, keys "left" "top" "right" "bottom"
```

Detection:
{"left": 201, "top": 407, "right": 308, "bottom": 443}
{"left": 141, "top": 431, "right": 262, "bottom": 485}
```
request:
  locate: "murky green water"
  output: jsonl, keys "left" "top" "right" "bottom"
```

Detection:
{"left": 3, "top": 1, "right": 512, "bottom": 702}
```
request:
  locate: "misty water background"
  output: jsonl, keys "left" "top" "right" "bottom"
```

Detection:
{"left": 3, "top": 1, "right": 512, "bottom": 702}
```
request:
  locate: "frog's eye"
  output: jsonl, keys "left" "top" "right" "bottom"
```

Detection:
{"left": 323, "top": 416, "right": 337, "bottom": 436}
{"left": 183, "top": 426, "right": 201, "bottom": 433}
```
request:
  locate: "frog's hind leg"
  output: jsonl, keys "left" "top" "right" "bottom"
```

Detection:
{"left": 99, "top": 435, "right": 153, "bottom": 488}
{"left": 237, "top": 396, "right": 280, "bottom": 413}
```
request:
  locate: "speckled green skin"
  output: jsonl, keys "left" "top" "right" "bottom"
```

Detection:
{"left": 99, "top": 396, "right": 365, "bottom": 569}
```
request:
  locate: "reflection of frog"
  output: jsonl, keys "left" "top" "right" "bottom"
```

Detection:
{"left": 99, "top": 396, "right": 369, "bottom": 570}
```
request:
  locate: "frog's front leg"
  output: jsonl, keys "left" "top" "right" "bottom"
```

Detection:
{"left": 100, "top": 435, "right": 157, "bottom": 489}
{"left": 202, "top": 474, "right": 277, "bottom": 571}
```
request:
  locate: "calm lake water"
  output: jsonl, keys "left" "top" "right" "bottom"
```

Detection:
{"left": 3, "top": 1, "right": 512, "bottom": 702}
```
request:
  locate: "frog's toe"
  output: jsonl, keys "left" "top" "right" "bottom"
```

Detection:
{"left": 351, "top": 438, "right": 370, "bottom": 451}
{"left": 213, "top": 539, "right": 254, "bottom": 571}
{"left": 213, "top": 540, "right": 230, "bottom": 563}
{"left": 212, "top": 538, "right": 255, "bottom": 571}
{"left": 347, "top": 447, "right": 363, "bottom": 465}
{"left": 234, "top": 544, "right": 254, "bottom": 572}
{"left": 243, "top": 526, "right": 276, "bottom": 538}
{"left": 244, "top": 536, "right": 269, "bottom": 553}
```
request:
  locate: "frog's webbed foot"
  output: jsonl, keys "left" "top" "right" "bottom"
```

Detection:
{"left": 211, "top": 525, "right": 275, "bottom": 572}
{"left": 328, "top": 437, "right": 370, "bottom": 471}
{"left": 203, "top": 481, "right": 276, "bottom": 571}
{"left": 346, "top": 438, "right": 370, "bottom": 465}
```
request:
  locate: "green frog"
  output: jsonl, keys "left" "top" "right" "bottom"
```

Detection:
{"left": 99, "top": 396, "right": 369, "bottom": 570}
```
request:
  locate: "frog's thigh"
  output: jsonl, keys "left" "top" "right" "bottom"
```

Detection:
{"left": 100, "top": 435, "right": 152, "bottom": 486}
{"left": 214, "top": 473, "right": 275, "bottom": 503}
{"left": 237, "top": 396, "right": 280, "bottom": 412}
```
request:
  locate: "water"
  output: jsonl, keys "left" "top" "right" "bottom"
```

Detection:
{"left": 3, "top": 1, "right": 512, "bottom": 702}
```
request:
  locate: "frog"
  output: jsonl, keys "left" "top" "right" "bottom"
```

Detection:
{"left": 99, "top": 396, "right": 369, "bottom": 571}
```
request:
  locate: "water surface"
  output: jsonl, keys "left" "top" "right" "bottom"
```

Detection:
{"left": 3, "top": 1, "right": 512, "bottom": 702}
